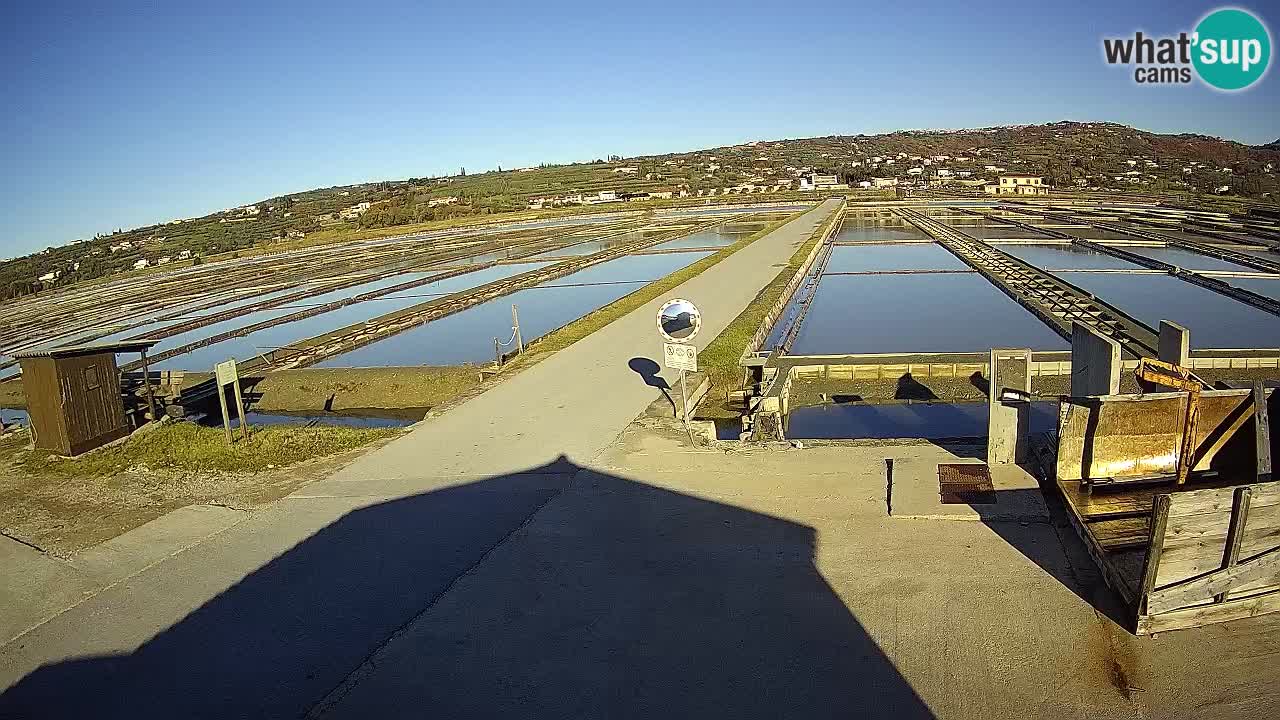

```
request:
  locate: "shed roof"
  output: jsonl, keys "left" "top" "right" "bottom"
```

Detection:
{"left": 13, "top": 340, "right": 160, "bottom": 360}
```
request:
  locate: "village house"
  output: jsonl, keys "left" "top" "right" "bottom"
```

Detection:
{"left": 984, "top": 174, "right": 1049, "bottom": 195}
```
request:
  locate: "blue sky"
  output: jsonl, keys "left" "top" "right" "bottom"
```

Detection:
{"left": 2, "top": 0, "right": 1277, "bottom": 256}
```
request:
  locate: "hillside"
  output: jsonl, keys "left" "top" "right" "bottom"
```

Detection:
{"left": 4, "top": 121, "right": 1279, "bottom": 301}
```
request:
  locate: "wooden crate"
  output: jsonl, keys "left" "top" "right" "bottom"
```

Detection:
{"left": 1038, "top": 384, "right": 1277, "bottom": 633}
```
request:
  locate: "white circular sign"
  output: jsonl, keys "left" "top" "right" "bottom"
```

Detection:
{"left": 657, "top": 298, "right": 701, "bottom": 343}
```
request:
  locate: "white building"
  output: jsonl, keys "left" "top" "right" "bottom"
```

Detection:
{"left": 984, "top": 174, "right": 1049, "bottom": 195}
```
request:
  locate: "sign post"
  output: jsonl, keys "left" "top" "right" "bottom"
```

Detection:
{"left": 214, "top": 359, "right": 250, "bottom": 446}
{"left": 657, "top": 298, "right": 702, "bottom": 438}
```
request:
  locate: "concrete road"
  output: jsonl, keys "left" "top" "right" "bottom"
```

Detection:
{"left": 314, "top": 428, "right": 1280, "bottom": 720}
{"left": 318, "top": 198, "right": 841, "bottom": 483}
{"left": 0, "top": 200, "right": 841, "bottom": 719}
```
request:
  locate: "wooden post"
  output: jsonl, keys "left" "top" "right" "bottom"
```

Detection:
{"left": 218, "top": 383, "right": 233, "bottom": 447}
{"left": 232, "top": 379, "right": 250, "bottom": 442}
{"left": 139, "top": 349, "right": 158, "bottom": 422}
{"left": 1215, "top": 487, "right": 1253, "bottom": 604}
{"left": 512, "top": 304, "right": 523, "bottom": 355}
{"left": 1256, "top": 381, "right": 1271, "bottom": 483}
{"left": 1137, "top": 494, "right": 1172, "bottom": 619}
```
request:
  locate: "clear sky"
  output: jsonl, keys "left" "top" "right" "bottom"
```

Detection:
{"left": 2, "top": 0, "right": 1277, "bottom": 257}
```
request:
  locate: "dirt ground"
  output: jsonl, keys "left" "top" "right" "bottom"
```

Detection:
{"left": 0, "top": 430, "right": 400, "bottom": 557}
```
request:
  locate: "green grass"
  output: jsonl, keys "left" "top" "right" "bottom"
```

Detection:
{"left": 19, "top": 421, "right": 400, "bottom": 476}
{"left": 522, "top": 212, "right": 800, "bottom": 356}
{"left": 694, "top": 207, "right": 843, "bottom": 420}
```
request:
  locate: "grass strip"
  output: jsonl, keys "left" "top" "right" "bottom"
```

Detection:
{"left": 694, "top": 205, "right": 843, "bottom": 420}
{"left": 19, "top": 422, "right": 400, "bottom": 476}
{"left": 522, "top": 212, "right": 801, "bottom": 356}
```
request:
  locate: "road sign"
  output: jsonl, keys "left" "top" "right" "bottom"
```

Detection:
{"left": 657, "top": 298, "right": 701, "bottom": 343}
{"left": 664, "top": 342, "right": 697, "bottom": 372}
{"left": 214, "top": 359, "right": 238, "bottom": 387}
{"left": 213, "top": 359, "right": 249, "bottom": 446}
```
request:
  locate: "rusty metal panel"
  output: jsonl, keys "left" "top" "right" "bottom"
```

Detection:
{"left": 938, "top": 463, "right": 995, "bottom": 504}
{"left": 1057, "top": 389, "right": 1265, "bottom": 483}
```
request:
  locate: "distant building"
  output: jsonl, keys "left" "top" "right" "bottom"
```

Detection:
{"left": 871, "top": 177, "right": 898, "bottom": 188}
{"left": 985, "top": 174, "right": 1049, "bottom": 195}
{"left": 133, "top": 259, "right": 150, "bottom": 270}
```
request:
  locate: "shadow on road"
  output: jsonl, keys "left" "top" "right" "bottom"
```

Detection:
{"left": 0, "top": 458, "right": 935, "bottom": 719}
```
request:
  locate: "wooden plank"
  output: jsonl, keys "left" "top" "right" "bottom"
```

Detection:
{"left": 1158, "top": 502, "right": 1280, "bottom": 590}
{"left": 1164, "top": 482, "right": 1280, "bottom": 517}
{"left": 1059, "top": 480, "right": 1155, "bottom": 520}
{"left": 1137, "top": 494, "right": 1172, "bottom": 616}
{"left": 1090, "top": 517, "right": 1152, "bottom": 550}
{"left": 1148, "top": 544, "right": 1280, "bottom": 614}
{"left": 1138, "top": 588, "right": 1280, "bottom": 635}
{"left": 1054, "top": 477, "right": 1138, "bottom": 607}
{"left": 1257, "top": 382, "right": 1272, "bottom": 483}
{"left": 1217, "top": 487, "right": 1253, "bottom": 603}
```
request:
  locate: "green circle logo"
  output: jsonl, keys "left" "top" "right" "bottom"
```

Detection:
{"left": 1193, "top": 8, "right": 1271, "bottom": 90}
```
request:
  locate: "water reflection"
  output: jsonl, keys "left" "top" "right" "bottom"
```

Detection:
{"left": 993, "top": 244, "right": 1143, "bottom": 271}
{"left": 316, "top": 252, "right": 712, "bottom": 367}
{"left": 154, "top": 263, "right": 552, "bottom": 371}
{"left": 824, "top": 244, "right": 968, "bottom": 273}
{"left": 790, "top": 274, "right": 1067, "bottom": 355}
{"left": 1065, "top": 272, "right": 1280, "bottom": 349}
{"left": 787, "top": 400, "right": 1058, "bottom": 440}
{"left": 1119, "top": 245, "right": 1256, "bottom": 272}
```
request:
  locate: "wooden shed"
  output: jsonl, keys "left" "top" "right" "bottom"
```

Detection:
{"left": 14, "top": 340, "right": 159, "bottom": 456}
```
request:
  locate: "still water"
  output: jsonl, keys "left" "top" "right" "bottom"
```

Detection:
{"left": 1225, "top": 277, "right": 1280, "bottom": 302}
{"left": 789, "top": 273, "right": 1068, "bottom": 355}
{"left": 1120, "top": 245, "right": 1258, "bottom": 273}
{"left": 833, "top": 225, "right": 929, "bottom": 243}
{"left": 647, "top": 225, "right": 750, "bottom": 250}
{"left": 1064, "top": 272, "right": 1280, "bottom": 349}
{"left": 153, "top": 263, "right": 553, "bottom": 370}
{"left": 955, "top": 224, "right": 1052, "bottom": 241}
{"left": 316, "top": 251, "right": 712, "bottom": 367}
{"left": 824, "top": 243, "right": 969, "bottom": 273}
{"left": 786, "top": 400, "right": 1058, "bottom": 440}
{"left": 993, "top": 244, "right": 1144, "bottom": 271}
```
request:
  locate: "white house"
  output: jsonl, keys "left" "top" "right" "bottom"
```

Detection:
{"left": 133, "top": 259, "right": 150, "bottom": 270}
{"left": 984, "top": 174, "right": 1049, "bottom": 195}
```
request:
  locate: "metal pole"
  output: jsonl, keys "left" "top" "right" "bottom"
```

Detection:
{"left": 494, "top": 338, "right": 502, "bottom": 367}
{"left": 678, "top": 366, "right": 698, "bottom": 445}
{"left": 139, "top": 350, "right": 158, "bottom": 422}
{"left": 512, "top": 304, "right": 523, "bottom": 355}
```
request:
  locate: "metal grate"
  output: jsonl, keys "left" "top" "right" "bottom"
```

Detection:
{"left": 938, "top": 463, "right": 996, "bottom": 505}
